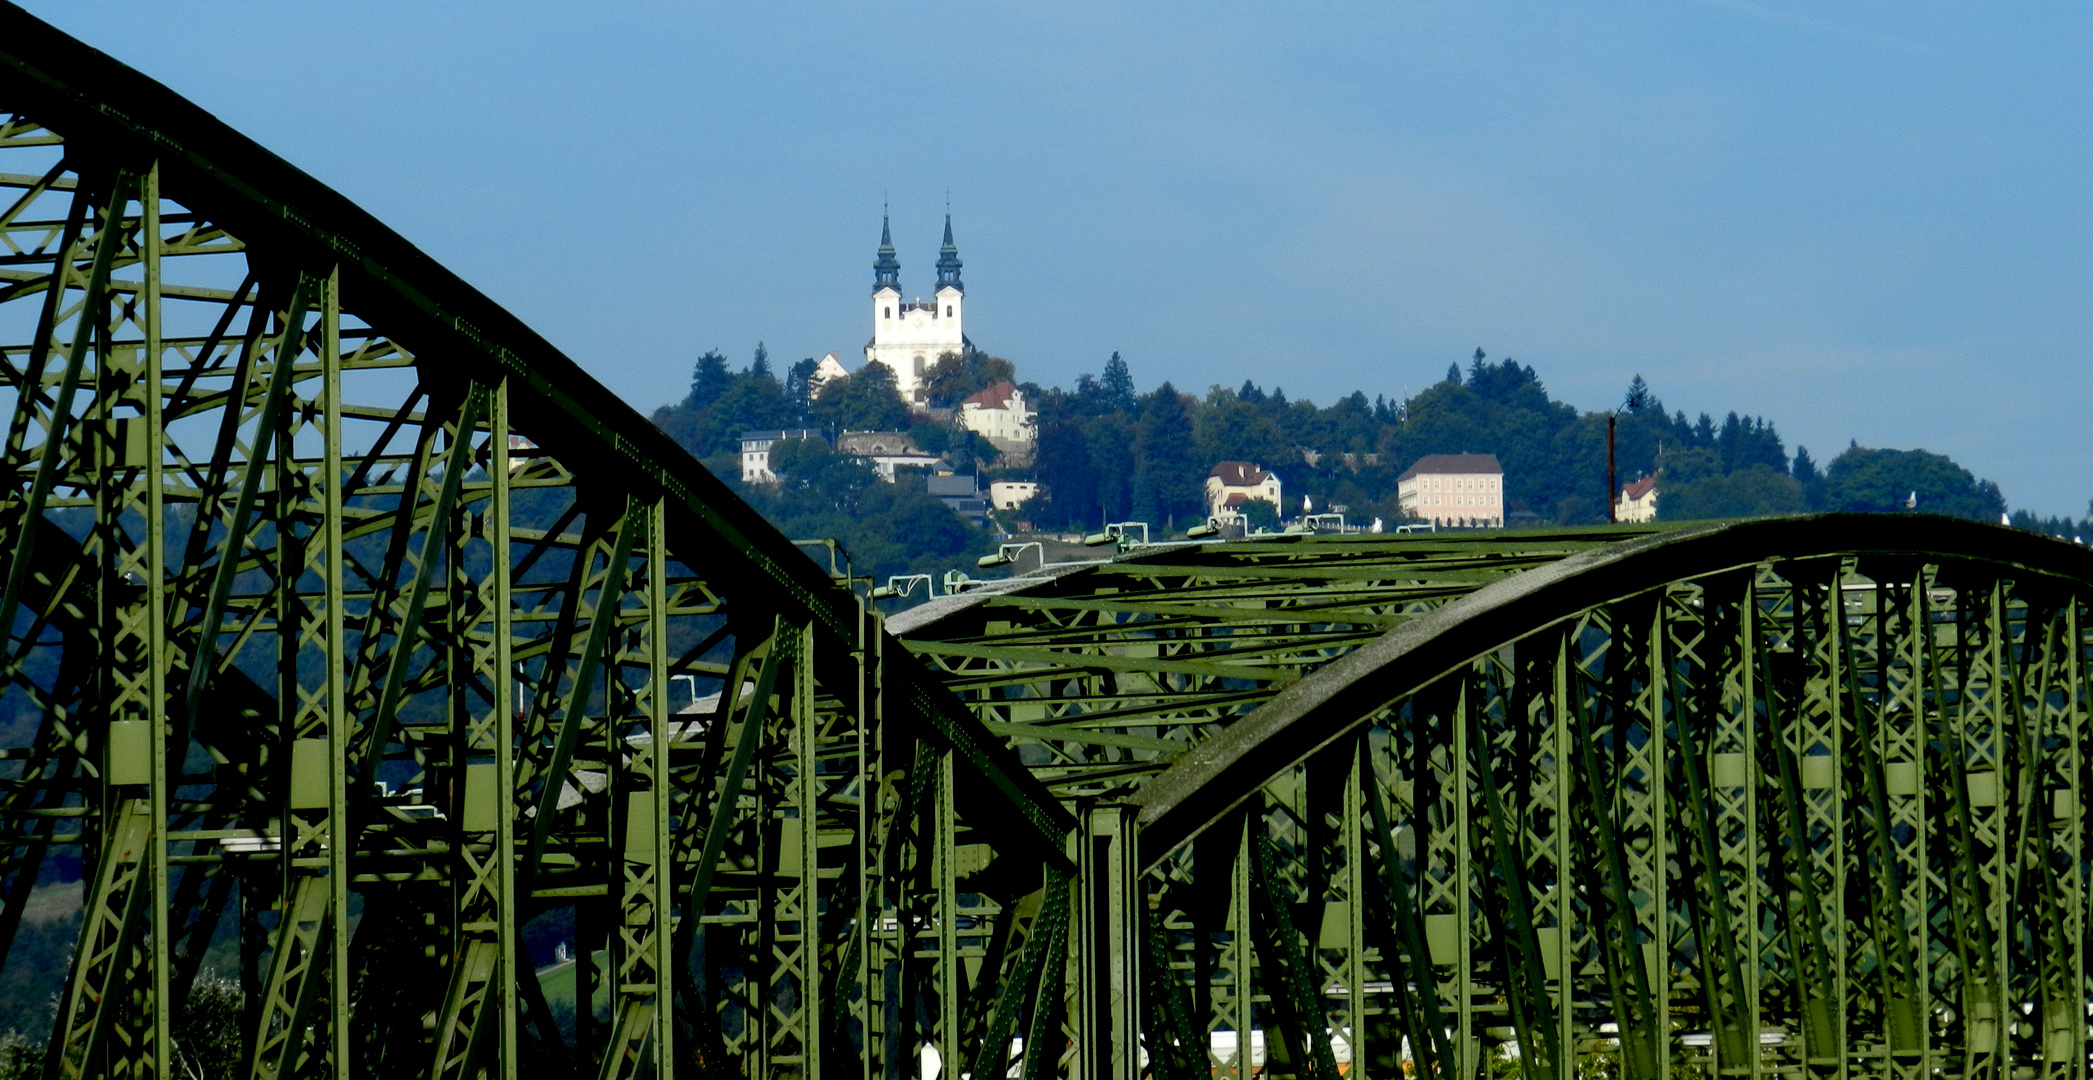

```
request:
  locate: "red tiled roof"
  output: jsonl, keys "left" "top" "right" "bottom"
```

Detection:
{"left": 1623, "top": 475, "right": 1657, "bottom": 499}
{"left": 1210, "top": 461, "right": 1272, "bottom": 486}
{"left": 1398, "top": 453, "right": 1502, "bottom": 481}
{"left": 962, "top": 381, "right": 1017, "bottom": 409}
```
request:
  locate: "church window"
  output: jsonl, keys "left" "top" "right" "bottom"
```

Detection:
{"left": 946, "top": 305, "right": 953, "bottom": 316}
{"left": 885, "top": 307, "right": 892, "bottom": 318}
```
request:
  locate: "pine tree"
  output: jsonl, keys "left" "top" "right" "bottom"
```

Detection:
{"left": 786, "top": 358, "right": 820, "bottom": 424}
{"left": 1445, "top": 362, "right": 1462, "bottom": 385}
{"left": 687, "top": 350, "right": 733, "bottom": 409}
{"left": 1132, "top": 382, "right": 1201, "bottom": 526}
{"left": 1623, "top": 374, "right": 1651, "bottom": 411}
{"left": 749, "top": 342, "right": 772, "bottom": 381}
{"left": 1100, "top": 352, "right": 1137, "bottom": 413}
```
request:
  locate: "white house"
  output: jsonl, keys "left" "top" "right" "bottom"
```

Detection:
{"left": 865, "top": 212, "right": 969, "bottom": 406}
{"left": 836, "top": 430, "right": 940, "bottom": 481}
{"left": 988, "top": 481, "right": 1039, "bottom": 510}
{"left": 1397, "top": 453, "right": 1504, "bottom": 528}
{"left": 958, "top": 381, "right": 1036, "bottom": 462}
{"left": 1617, "top": 474, "right": 1658, "bottom": 523}
{"left": 1206, "top": 462, "right": 1284, "bottom": 521}
{"left": 807, "top": 351, "right": 849, "bottom": 395}
{"left": 740, "top": 428, "right": 825, "bottom": 483}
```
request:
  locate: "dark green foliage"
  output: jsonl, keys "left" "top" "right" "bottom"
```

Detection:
{"left": 1661, "top": 465, "right": 1807, "bottom": 521}
{"left": 909, "top": 421, "right": 1000, "bottom": 474}
{"left": 1132, "top": 383, "right": 1203, "bottom": 525}
{"left": 172, "top": 976, "right": 243, "bottom": 1080}
{"left": 922, "top": 350, "right": 1017, "bottom": 408}
{"left": 1792, "top": 445, "right": 1825, "bottom": 507}
{"left": 656, "top": 345, "right": 792, "bottom": 458}
{"left": 686, "top": 349, "right": 733, "bottom": 409}
{"left": 743, "top": 438, "right": 992, "bottom": 585}
{"left": 1820, "top": 446, "right": 2007, "bottom": 521}
{"left": 1032, "top": 414, "right": 1097, "bottom": 528}
{"left": 652, "top": 336, "right": 2031, "bottom": 561}
{"left": 2009, "top": 501, "right": 2093, "bottom": 542}
{"left": 1623, "top": 374, "right": 1651, "bottom": 411}
{"left": 1099, "top": 352, "right": 1137, "bottom": 413}
{"left": 811, "top": 363, "right": 910, "bottom": 432}
{"left": 785, "top": 357, "right": 821, "bottom": 422}
{"left": 1240, "top": 498, "right": 1280, "bottom": 532}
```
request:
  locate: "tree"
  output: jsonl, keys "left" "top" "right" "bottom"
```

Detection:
{"left": 1716, "top": 412, "right": 1786, "bottom": 474}
{"left": 687, "top": 350, "right": 733, "bottom": 409}
{"left": 1132, "top": 382, "right": 1202, "bottom": 526}
{"left": 1240, "top": 498, "right": 1280, "bottom": 532}
{"left": 1033, "top": 415, "right": 1097, "bottom": 529}
{"left": 1791, "top": 445, "right": 1824, "bottom": 508}
{"left": 812, "top": 363, "right": 910, "bottom": 431}
{"left": 1821, "top": 446, "right": 2006, "bottom": 521}
{"left": 922, "top": 350, "right": 1018, "bottom": 407}
{"left": 1099, "top": 352, "right": 1137, "bottom": 413}
{"left": 1661, "top": 465, "right": 1807, "bottom": 520}
{"left": 749, "top": 341, "right": 772, "bottom": 381}
{"left": 785, "top": 357, "right": 821, "bottom": 424}
{"left": 1623, "top": 374, "right": 1651, "bottom": 411}
{"left": 1088, "top": 414, "right": 1137, "bottom": 523}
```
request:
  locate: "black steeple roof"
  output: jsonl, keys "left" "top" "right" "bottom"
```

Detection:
{"left": 935, "top": 213, "right": 963, "bottom": 294}
{"left": 872, "top": 210, "right": 901, "bottom": 294}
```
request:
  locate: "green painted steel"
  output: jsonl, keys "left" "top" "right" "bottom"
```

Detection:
{"left": 8, "top": 7, "right": 2093, "bottom": 1080}
{"left": 0, "top": 6, "right": 1069, "bottom": 1079}
{"left": 896, "top": 518, "right": 2093, "bottom": 1080}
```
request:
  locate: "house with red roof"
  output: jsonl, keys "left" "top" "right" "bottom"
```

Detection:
{"left": 1206, "top": 462, "right": 1284, "bottom": 521}
{"left": 957, "top": 380, "right": 1036, "bottom": 464}
{"left": 1617, "top": 474, "right": 1658, "bottom": 523}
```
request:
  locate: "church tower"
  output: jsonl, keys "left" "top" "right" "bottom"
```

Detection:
{"left": 865, "top": 210, "right": 967, "bottom": 406}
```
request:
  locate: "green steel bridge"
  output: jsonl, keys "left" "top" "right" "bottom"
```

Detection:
{"left": 3, "top": 7, "right": 2092, "bottom": 1079}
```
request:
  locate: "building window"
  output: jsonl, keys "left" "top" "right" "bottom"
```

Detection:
{"left": 946, "top": 305, "right": 953, "bottom": 316}
{"left": 885, "top": 307, "right": 892, "bottom": 318}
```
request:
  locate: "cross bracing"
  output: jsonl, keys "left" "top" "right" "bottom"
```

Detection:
{"left": 7, "top": 6, "right": 2093, "bottom": 1080}
{"left": 0, "top": 5, "right": 1067, "bottom": 1078}
{"left": 897, "top": 517, "right": 2093, "bottom": 1080}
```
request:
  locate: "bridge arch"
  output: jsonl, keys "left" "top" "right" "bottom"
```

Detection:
{"left": 900, "top": 514, "right": 2093, "bottom": 1078}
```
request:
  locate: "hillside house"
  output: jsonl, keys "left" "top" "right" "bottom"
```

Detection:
{"left": 836, "top": 431, "right": 940, "bottom": 481}
{"left": 740, "top": 428, "right": 826, "bottom": 483}
{"left": 958, "top": 381, "right": 1036, "bottom": 465}
{"left": 1397, "top": 453, "right": 1505, "bottom": 528}
{"left": 1206, "top": 462, "right": 1284, "bottom": 521}
{"left": 1617, "top": 475, "right": 1657, "bottom": 523}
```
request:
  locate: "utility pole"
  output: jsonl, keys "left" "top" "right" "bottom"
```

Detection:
{"left": 1607, "top": 415, "right": 1618, "bottom": 524}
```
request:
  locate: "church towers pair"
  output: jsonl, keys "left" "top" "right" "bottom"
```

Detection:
{"left": 866, "top": 213, "right": 967, "bottom": 405}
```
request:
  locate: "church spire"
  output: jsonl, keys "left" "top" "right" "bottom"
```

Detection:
{"left": 872, "top": 209, "right": 901, "bottom": 295}
{"left": 935, "top": 212, "right": 963, "bottom": 294}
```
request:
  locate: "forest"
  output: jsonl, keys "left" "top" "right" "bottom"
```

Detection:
{"left": 650, "top": 345, "right": 2075, "bottom": 587}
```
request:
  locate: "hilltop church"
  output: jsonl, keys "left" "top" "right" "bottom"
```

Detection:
{"left": 865, "top": 212, "right": 970, "bottom": 405}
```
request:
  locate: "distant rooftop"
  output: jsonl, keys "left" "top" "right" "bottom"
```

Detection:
{"left": 1399, "top": 453, "right": 1502, "bottom": 480}
{"left": 1210, "top": 461, "right": 1274, "bottom": 486}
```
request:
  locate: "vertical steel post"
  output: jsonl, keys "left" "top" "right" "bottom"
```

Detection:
{"left": 141, "top": 160, "right": 171, "bottom": 1080}
{"left": 319, "top": 265, "right": 350, "bottom": 1080}
{"left": 1077, "top": 804, "right": 1140, "bottom": 1080}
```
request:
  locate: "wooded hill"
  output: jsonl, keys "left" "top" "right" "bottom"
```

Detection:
{"left": 651, "top": 346, "right": 2069, "bottom": 585}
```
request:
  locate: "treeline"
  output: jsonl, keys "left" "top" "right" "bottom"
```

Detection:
{"left": 1024, "top": 352, "right": 2009, "bottom": 531}
{"left": 649, "top": 344, "right": 2032, "bottom": 584}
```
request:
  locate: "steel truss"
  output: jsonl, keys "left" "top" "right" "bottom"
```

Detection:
{"left": 898, "top": 519, "right": 2093, "bottom": 1080}
{"left": 9, "top": 8, "right": 2093, "bottom": 1080}
{"left": 0, "top": 6, "right": 1068, "bottom": 1079}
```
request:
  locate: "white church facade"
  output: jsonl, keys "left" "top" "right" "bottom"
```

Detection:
{"left": 865, "top": 213, "right": 970, "bottom": 405}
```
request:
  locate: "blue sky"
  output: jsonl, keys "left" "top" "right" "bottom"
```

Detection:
{"left": 24, "top": 2, "right": 2093, "bottom": 514}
